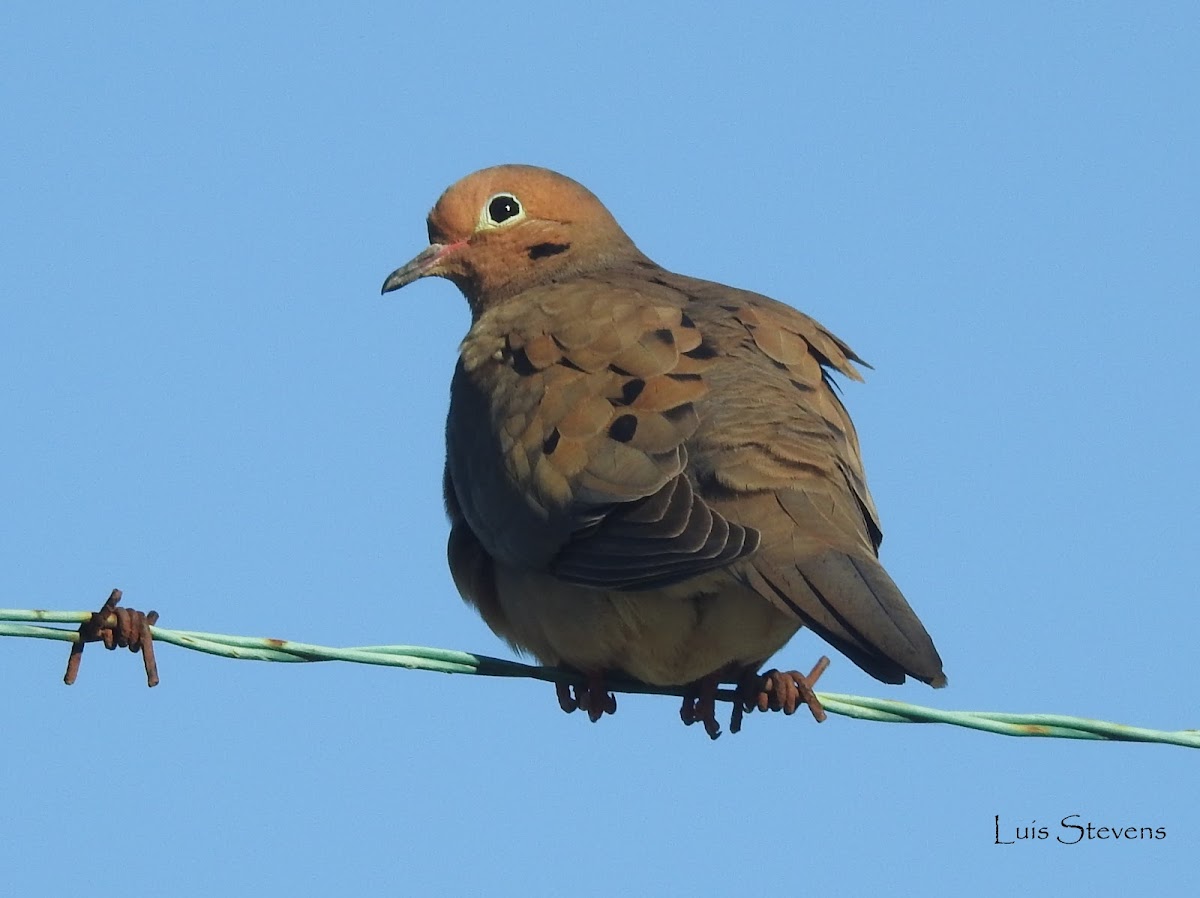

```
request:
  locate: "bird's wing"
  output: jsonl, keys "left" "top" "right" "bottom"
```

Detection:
{"left": 675, "top": 282, "right": 945, "bottom": 685}
{"left": 446, "top": 277, "right": 758, "bottom": 591}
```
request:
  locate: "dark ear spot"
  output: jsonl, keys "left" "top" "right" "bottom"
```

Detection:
{"left": 528, "top": 242, "right": 570, "bottom": 260}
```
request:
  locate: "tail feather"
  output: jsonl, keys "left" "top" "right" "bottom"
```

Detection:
{"left": 745, "top": 550, "right": 946, "bottom": 687}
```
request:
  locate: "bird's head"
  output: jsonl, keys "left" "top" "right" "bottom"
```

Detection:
{"left": 381, "top": 164, "right": 649, "bottom": 312}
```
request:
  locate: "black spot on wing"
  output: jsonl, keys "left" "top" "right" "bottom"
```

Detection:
{"left": 618, "top": 378, "right": 646, "bottom": 405}
{"left": 683, "top": 340, "right": 719, "bottom": 360}
{"left": 608, "top": 414, "right": 638, "bottom": 443}
{"left": 510, "top": 347, "right": 538, "bottom": 376}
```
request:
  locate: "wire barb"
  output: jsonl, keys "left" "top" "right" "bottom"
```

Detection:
{"left": 2, "top": 602, "right": 1195, "bottom": 749}
{"left": 62, "top": 589, "right": 160, "bottom": 687}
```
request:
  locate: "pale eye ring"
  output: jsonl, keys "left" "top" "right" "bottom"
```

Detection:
{"left": 482, "top": 193, "right": 524, "bottom": 228}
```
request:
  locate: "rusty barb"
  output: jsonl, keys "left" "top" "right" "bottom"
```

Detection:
{"left": 63, "top": 588, "right": 160, "bottom": 687}
{"left": 1, "top": 597, "right": 1194, "bottom": 748}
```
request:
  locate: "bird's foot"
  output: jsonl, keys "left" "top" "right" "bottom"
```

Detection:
{"left": 555, "top": 673, "right": 617, "bottom": 722}
{"left": 730, "top": 657, "right": 830, "bottom": 733}
{"left": 679, "top": 675, "right": 723, "bottom": 740}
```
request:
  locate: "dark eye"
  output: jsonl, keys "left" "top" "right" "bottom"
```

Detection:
{"left": 485, "top": 193, "right": 522, "bottom": 226}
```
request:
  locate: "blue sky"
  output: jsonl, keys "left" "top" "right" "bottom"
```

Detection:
{"left": 3, "top": 3, "right": 1196, "bottom": 895}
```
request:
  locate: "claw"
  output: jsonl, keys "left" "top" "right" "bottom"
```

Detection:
{"left": 556, "top": 681, "right": 578, "bottom": 714}
{"left": 556, "top": 673, "right": 616, "bottom": 722}
{"left": 679, "top": 676, "right": 722, "bottom": 739}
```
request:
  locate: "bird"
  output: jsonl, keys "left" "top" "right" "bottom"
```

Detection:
{"left": 381, "top": 164, "right": 945, "bottom": 738}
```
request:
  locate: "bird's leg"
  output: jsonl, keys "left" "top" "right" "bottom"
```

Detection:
{"left": 556, "top": 672, "right": 617, "bottom": 722}
{"left": 731, "top": 656, "right": 831, "bottom": 733}
{"left": 679, "top": 674, "right": 723, "bottom": 740}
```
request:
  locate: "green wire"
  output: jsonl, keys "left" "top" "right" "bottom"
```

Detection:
{"left": 3, "top": 609, "right": 1196, "bottom": 749}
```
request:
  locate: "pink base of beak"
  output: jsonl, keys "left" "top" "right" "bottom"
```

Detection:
{"left": 381, "top": 241, "right": 465, "bottom": 294}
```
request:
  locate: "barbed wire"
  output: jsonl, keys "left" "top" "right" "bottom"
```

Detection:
{"left": 3, "top": 604, "right": 1197, "bottom": 748}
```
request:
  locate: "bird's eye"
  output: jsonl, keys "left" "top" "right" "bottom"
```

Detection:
{"left": 482, "top": 193, "right": 524, "bottom": 228}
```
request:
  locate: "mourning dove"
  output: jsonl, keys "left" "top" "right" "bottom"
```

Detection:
{"left": 382, "top": 164, "right": 946, "bottom": 738}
